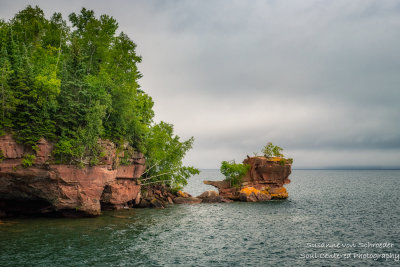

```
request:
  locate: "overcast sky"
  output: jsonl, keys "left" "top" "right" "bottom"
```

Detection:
{"left": 1, "top": 0, "right": 400, "bottom": 168}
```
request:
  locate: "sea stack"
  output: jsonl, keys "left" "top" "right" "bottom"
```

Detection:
{"left": 204, "top": 156, "right": 292, "bottom": 202}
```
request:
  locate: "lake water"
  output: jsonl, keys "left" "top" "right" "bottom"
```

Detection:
{"left": 1, "top": 170, "right": 400, "bottom": 266}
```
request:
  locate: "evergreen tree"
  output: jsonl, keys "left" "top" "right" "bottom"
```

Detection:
{"left": 0, "top": 6, "right": 198, "bottom": 189}
{"left": 0, "top": 47, "right": 15, "bottom": 131}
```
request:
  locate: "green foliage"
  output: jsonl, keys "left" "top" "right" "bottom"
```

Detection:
{"left": 279, "top": 158, "right": 286, "bottom": 166}
{"left": 287, "top": 158, "right": 293, "bottom": 164}
{"left": 262, "top": 142, "right": 284, "bottom": 158}
{"left": 22, "top": 153, "right": 36, "bottom": 167}
{"left": 220, "top": 160, "right": 250, "bottom": 188}
{"left": 262, "top": 142, "right": 274, "bottom": 158}
{"left": 272, "top": 145, "right": 284, "bottom": 157}
{"left": 0, "top": 149, "right": 4, "bottom": 163}
{"left": 0, "top": 5, "right": 196, "bottom": 178}
{"left": 52, "top": 137, "right": 78, "bottom": 164}
{"left": 119, "top": 146, "right": 134, "bottom": 166}
{"left": 170, "top": 186, "right": 183, "bottom": 195}
{"left": 142, "top": 122, "right": 199, "bottom": 188}
{"left": 31, "top": 144, "right": 39, "bottom": 152}
{"left": 89, "top": 156, "right": 100, "bottom": 166}
{"left": 0, "top": 46, "right": 15, "bottom": 130}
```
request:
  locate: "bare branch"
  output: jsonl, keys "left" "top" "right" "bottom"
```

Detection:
{"left": 140, "top": 171, "right": 174, "bottom": 181}
{"left": 141, "top": 180, "right": 173, "bottom": 186}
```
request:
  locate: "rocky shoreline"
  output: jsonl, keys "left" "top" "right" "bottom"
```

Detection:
{"left": 0, "top": 135, "right": 292, "bottom": 218}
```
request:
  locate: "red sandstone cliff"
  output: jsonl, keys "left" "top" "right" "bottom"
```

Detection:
{"left": 204, "top": 156, "right": 292, "bottom": 201}
{"left": 0, "top": 135, "right": 145, "bottom": 217}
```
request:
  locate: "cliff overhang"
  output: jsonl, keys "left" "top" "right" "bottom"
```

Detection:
{"left": 0, "top": 135, "right": 145, "bottom": 217}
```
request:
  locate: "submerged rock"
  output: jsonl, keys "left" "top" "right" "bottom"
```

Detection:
{"left": 150, "top": 198, "right": 165, "bottom": 209}
{"left": 197, "top": 190, "right": 219, "bottom": 199}
{"left": 197, "top": 190, "right": 228, "bottom": 203}
{"left": 173, "top": 197, "right": 202, "bottom": 204}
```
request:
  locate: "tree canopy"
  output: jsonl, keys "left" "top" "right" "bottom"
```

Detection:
{"left": 220, "top": 160, "right": 250, "bottom": 188}
{"left": 262, "top": 142, "right": 284, "bottom": 158}
{"left": 0, "top": 6, "right": 198, "bottom": 188}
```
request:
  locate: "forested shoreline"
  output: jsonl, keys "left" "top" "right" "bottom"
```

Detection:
{"left": 0, "top": 6, "right": 198, "bottom": 189}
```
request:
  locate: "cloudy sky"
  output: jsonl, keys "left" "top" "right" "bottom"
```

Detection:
{"left": 1, "top": 0, "right": 400, "bottom": 168}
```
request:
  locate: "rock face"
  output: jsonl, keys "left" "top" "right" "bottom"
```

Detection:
{"left": 243, "top": 156, "right": 291, "bottom": 188}
{"left": 204, "top": 156, "right": 291, "bottom": 201}
{"left": 0, "top": 135, "right": 145, "bottom": 217}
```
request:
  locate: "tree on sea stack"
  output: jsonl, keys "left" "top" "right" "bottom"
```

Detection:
{"left": 262, "top": 142, "right": 284, "bottom": 158}
{"left": 261, "top": 142, "right": 293, "bottom": 165}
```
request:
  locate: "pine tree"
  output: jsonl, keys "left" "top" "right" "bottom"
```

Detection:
{"left": 0, "top": 47, "right": 15, "bottom": 131}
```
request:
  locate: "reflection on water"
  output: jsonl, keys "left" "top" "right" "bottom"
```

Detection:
{"left": 1, "top": 170, "right": 400, "bottom": 266}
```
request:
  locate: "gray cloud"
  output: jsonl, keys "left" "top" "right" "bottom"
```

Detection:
{"left": 1, "top": 0, "right": 400, "bottom": 168}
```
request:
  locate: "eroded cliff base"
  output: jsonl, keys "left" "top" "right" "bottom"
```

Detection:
{"left": 0, "top": 135, "right": 145, "bottom": 217}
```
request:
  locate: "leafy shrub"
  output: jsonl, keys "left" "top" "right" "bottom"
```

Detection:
{"left": 279, "top": 158, "right": 286, "bottom": 166}
{"left": 272, "top": 145, "right": 284, "bottom": 157}
{"left": 0, "top": 149, "right": 4, "bottom": 163}
{"left": 141, "top": 122, "right": 199, "bottom": 189}
{"left": 170, "top": 186, "right": 183, "bottom": 195}
{"left": 22, "top": 154, "right": 36, "bottom": 168}
{"left": 119, "top": 146, "right": 134, "bottom": 166}
{"left": 220, "top": 160, "right": 250, "bottom": 188}
{"left": 262, "top": 142, "right": 284, "bottom": 158}
{"left": 262, "top": 142, "right": 274, "bottom": 157}
{"left": 52, "top": 138, "right": 82, "bottom": 164}
{"left": 32, "top": 144, "right": 39, "bottom": 152}
{"left": 287, "top": 158, "right": 293, "bottom": 164}
{"left": 89, "top": 157, "right": 100, "bottom": 166}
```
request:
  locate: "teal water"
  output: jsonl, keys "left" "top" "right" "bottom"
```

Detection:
{"left": 1, "top": 170, "right": 400, "bottom": 266}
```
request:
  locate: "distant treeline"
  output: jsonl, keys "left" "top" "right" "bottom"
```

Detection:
{"left": 0, "top": 6, "right": 198, "bottom": 188}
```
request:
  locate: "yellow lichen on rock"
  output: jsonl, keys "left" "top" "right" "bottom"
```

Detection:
{"left": 240, "top": 187, "right": 259, "bottom": 196}
{"left": 268, "top": 157, "right": 283, "bottom": 162}
{"left": 260, "top": 189, "right": 270, "bottom": 195}
{"left": 239, "top": 187, "right": 272, "bottom": 202}
{"left": 269, "top": 187, "right": 288, "bottom": 199}
{"left": 177, "top": 190, "right": 189, "bottom": 198}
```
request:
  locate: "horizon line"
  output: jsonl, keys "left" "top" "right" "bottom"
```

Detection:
{"left": 197, "top": 167, "right": 400, "bottom": 171}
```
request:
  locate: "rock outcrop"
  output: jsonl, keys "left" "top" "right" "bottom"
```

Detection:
{"left": 0, "top": 135, "right": 145, "bottom": 217}
{"left": 0, "top": 135, "right": 294, "bottom": 216}
{"left": 196, "top": 190, "right": 233, "bottom": 203}
{"left": 204, "top": 156, "right": 291, "bottom": 202}
{"left": 133, "top": 184, "right": 178, "bottom": 208}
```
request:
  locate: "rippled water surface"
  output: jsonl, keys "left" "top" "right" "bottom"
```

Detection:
{"left": 1, "top": 170, "right": 400, "bottom": 266}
